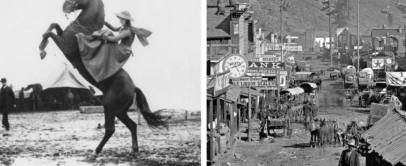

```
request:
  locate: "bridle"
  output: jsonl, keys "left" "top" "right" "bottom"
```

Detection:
{"left": 64, "top": 0, "right": 96, "bottom": 33}
{"left": 65, "top": 0, "right": 79, "bottom": 12}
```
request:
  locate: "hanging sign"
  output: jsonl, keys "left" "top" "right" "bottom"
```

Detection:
{"left": 248, "top": 62, "right": 285, "bottom": 69}
{"left": 372, "top": 59, "right": 384, "bottom": 69}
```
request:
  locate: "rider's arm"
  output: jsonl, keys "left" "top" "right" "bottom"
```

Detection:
{"left": 105, "top": 30, "right": 131, "bottom": 42}
{"left": 104, "top": 22, "right": 120, "bottom": 32}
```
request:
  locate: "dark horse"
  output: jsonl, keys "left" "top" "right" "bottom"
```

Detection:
{"left": 24, "top": 83, "right": 44, "bottom": 111}
{"left": 38, "top": 0, "right": 168, "bottom": 157}
{"left": 304, "top": 119, "right": 320, "bottom": 148}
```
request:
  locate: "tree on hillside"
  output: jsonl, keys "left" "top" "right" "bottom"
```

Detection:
{"left": 388, "top": 12, "right": 394, "bottom": 27}
{"left": 320, "top": 0, "right": 352, "bottom": 28}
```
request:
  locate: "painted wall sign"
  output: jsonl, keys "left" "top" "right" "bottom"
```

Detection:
{"left": 246, "top": 69, "right": 288, "bottom": 76}
{"left": 372, "top": 59, "right": 384, "bottom": 69}
{"left": 248, "top": 62, "right": 285, "bottom": 69}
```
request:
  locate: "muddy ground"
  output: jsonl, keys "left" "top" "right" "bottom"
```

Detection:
{"left": 215, "top": 59, "right": 370, "bottom": 166}
{"left": 0, "top": 109, "right": 201, "bottom": 166}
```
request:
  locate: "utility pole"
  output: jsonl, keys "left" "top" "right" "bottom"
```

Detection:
{"left": 279, "top": 0, "right": 283, "bottom": 103}
{"left": 280, "top": 0, "right": 284, "bottom": 63}
{"left": 357, "top": 0, "right": 360, "bottom": 71}
{"left": 329, "top": 0, "right": 333, "bottom": 66}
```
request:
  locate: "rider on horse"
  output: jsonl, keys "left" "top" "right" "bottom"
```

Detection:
{"left": 76, "top": 11, "right": 152, "bottom": 82}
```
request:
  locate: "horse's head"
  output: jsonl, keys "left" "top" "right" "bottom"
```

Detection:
{"left": 63, "top": 0, "right": 99, "bottom": 14}
{"left": 63, "top": 0, "right": 80, "bottom": 13}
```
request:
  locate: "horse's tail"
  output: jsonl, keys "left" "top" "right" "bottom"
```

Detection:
{"left": 135, "top": 87, "right": 169, "bottom": 130}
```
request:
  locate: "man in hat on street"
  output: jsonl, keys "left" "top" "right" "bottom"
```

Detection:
{"left": 338, "top": 139, "right": 360, "bottom": 166}
{"left": 0, "top": 78, "right": 15, "bottom": 135}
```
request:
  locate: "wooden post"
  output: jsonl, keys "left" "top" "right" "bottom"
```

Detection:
{"left": 255, "top": 97, "right": 260, "bottom": 119}
{"left": 238, "top": 96, "right": 241, "bottom": 141}
{"left": 248, "top": 86, "right": 252, "bottom": 142}
{"left": 232, "top": 100, "right": 236, "bottom": 145}
{"left": 223, "top": 93, "right": 227, "bottom": 123}
{"left": 216, "top": 98, "right": 221, "bottom": 153}
{"left": 185, "top": 110, "right": 188, "bottom": 120}
{"left": 209, "top": 99, "right": 214, "bottom": 163}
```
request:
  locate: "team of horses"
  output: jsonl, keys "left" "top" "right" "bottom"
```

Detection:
{"left": 304, "top": 119, "right": 369, "bottom": 148}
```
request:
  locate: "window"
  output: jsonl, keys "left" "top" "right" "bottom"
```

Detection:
{"left": 234, "top": 24, "right": 239, "bottom": 35}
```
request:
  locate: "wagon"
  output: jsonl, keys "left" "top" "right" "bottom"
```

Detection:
{"left": 280, "top": 87, "right": 305, "bottom": 122}
{"left": 266, "top": 103, "right": 292, "bottom": 138}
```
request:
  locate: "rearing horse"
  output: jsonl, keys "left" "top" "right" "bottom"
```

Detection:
{"left": 38, "top": 0, "right": 168, "bottom": 157}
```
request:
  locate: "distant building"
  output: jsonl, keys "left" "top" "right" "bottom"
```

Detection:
{"left": 371, "top": 25, "right": 406, "bottom": 57}
{"left": 206, "top": 0, "right": 255, "bottom": 75}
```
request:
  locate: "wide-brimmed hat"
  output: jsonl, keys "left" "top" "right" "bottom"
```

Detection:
{"left": 348, "top": 139, "right": 356, "bottom": 147}
{"left": 0, "top": 78, "right": 6, "bottom": 83}
{"left": 115, "top": 11, "right": 134, "bottom": 21}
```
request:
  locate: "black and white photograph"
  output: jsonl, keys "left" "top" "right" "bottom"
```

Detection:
{"left": 206, "top": 0, "right": 406, "bottom": 166}
{"left": 0, "top": 0, "right": 201, "bottom": 165}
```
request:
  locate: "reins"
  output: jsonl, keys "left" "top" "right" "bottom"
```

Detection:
{"left": 64, "top": 0, "right": 96, "bottom": 34}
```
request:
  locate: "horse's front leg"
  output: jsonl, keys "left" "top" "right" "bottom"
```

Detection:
{"left": 39, "top": 23, "right": 64, "bottom": 59}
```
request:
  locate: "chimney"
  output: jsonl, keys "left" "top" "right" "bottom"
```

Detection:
{"left": 217, "top": 0, "right": 226, "bottom": 15}
{"left": 271, "top": 33, "right": 275, "bottom": 43}
{"left": 229, "top": 0, "right": 237, "bottom": 6}
{"left": 382, "top": 24, "right": 385, "bottom": 29}
{"left": 259, "top": 28, "right": 262, "bottom": 36}
{"left": 400, "top": 26, "right": 403, "bottom": 34}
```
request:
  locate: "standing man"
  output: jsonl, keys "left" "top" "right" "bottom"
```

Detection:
{"left": 338, "top": 139, "right": 360, "bottom": 166}
{"left": 0, "top": 78, "right": 15, "bottom": 135}
{"left": 66, "top": 89, "right": 74, "bottom": 110}
{"left": 18, "top": 87, "right": 27, "bottom": 111}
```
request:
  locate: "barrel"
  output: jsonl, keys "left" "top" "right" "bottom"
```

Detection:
{"left": 220, "top": 135, "right": 227, "bottom": 154}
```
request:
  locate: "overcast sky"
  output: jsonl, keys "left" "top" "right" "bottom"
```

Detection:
{"left": 0, "top": 0, "right": 201, "bottom": 111}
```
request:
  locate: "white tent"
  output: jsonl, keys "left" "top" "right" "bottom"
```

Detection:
{"left": 13, "top": 89, "right": 33, "bottom": 99}
{"left": 42, "top": 64, "right": 102, "bottom": 95}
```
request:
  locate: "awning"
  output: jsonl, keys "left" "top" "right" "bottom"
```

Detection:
{"left": 280, "top": 87, "right": 304, "bottom": 95}
{"left": 300, "top": 82, "right": 317, "bottom": 89}
{"left": 386, "top": 72, "right": 406, "bottom": 86}
{"left": 294, "top": 72, "right": 312, "bottom": 75}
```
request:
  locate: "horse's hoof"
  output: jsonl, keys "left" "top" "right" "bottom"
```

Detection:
{"left": 40, "top": 51, "right": 47, "bottom": 59}
{"left": 87, "top": 152, "right": 98, "bottom": 160}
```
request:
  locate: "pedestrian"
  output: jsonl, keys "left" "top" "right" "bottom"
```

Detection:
{"left": 66, "top": 89, "right": 74, "bottom": 110}
{"left": 338, "top": 139, "right": 360, "bottom": 166}
{"left": 0, "top": 78, "right": 15, "bottom": 135}
{"left": 18, "top": 87, "right": 28, "bottom": 111}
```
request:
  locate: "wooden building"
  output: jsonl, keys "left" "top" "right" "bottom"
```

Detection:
{"left": 207, "top": 0, "right": 256, "bottom": 75}
{"left": 362, "top": 106, "right": 406, "bottom": 166}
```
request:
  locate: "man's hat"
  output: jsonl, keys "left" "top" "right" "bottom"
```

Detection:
{"left": 348, "top": 139, "right": 356, "bottom": 147}
{"left": 1, "top": 78, "right": 6, "bottom": 83}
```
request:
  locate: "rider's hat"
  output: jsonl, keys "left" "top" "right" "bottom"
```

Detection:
{"left": 0, "top": 78, "right": 6, "bottom": 83}
{"left": 115, "top": 11, "right": 134, "bottom": 21}
{"left": 348, "top": 139, "right": 356, "bottom": 147}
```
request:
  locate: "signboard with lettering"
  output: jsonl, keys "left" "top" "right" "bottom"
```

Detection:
{"left": 246, "top": 69, "right": 288, "bottom": 77}
{"left": 213, "top": 71, "right": 230, "bottom": 97}
{"left": 231, "top": 76, "right": 286, "bottom": 87}
{"left": 267, "top": 43, "right": 284, "bottom": 50}
{"left": 284, "top": 45, "right": 302, "bottom": 51}
{"left": 248, "top": 62, "right": 285, "bottom": 69}
{"left": 252, "top": 54, "right": 282, "bottom": 62}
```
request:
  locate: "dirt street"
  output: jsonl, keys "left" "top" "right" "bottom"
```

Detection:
{"left": 0, "top": 109, "right": 200, "bottom": 166}
{"left": 215, "top": 59, "right": 370, "bottom": 166}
